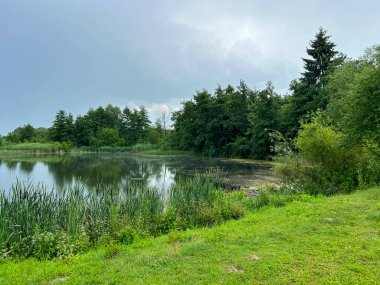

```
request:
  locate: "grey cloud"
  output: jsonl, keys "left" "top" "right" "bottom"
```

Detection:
{"left": 0, "top": 0, "right": 379, "bottom": 134}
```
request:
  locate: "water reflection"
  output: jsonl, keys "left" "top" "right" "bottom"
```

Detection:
{"left": 0, "top": 154, "right": 274, "bottom": 193}
{"left": 19, "top": 161, "right": 36, "bottom": 173}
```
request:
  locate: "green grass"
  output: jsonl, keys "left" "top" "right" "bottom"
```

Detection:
{"left": 0, "top": 143, "right": 160, "bottom": 154}
{"left": 1, "top": 186, "right": 379, "bottom": 284}
{"left": 0, "top": 143, "right": 66, "bottom": 153}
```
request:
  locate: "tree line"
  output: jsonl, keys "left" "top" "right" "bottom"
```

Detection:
{"left": 2, "top": 105, "right": 166, "bottom": 148}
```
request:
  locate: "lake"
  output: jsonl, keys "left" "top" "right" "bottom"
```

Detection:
{"left": 0, "top": 153, "right": 275, "bottom": 193}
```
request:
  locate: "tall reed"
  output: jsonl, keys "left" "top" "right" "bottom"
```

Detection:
{"left": 0, "top": 174, "right": 247, "bottom": 259}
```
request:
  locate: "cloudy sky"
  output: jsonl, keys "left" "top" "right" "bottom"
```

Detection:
{"left": 1, "top": 0, "right": 379, "bottom": 134}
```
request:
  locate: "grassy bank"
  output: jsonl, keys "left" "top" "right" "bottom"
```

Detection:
{"left": 0, "top": 143, "right": 186, "bottom": 156}
{"left": 0, "top": 142, "right": 68, "bottom": 154}
{"left": 0, "top": 186, "right": 379, "bottom": 284}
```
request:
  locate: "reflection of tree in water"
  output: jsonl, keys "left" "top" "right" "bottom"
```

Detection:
{"left": 0, "top": 154, "right": 274, "bottom": 192}
{"left": 19, "top": 161, "right": 36, "bottom": 173}
{"left": 4, "top": 160, "right": 18, "bottom": 171}
{"left": 45, "top": 155, "right": 167, "bottom": 190}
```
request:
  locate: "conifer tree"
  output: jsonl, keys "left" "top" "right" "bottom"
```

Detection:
{"left": 49, "top": 110, "right": 74, "bottom": 142}
{"left": 284, "top": 28, "right": 340, "bottom": 138}
{"left": 302, "top": 27, "right": 338, "bottom": 86}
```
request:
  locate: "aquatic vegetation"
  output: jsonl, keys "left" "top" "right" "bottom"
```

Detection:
{"left": 0, "top": 174, "right": 247, "bottom": 259}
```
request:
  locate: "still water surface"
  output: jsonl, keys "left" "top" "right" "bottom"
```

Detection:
{"left": 0, "top": 154, "right": 274, "bottom": 193}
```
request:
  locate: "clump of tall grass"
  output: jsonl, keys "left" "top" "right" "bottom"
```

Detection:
{"left": 167, "top": 173, "right": 245, "bottom": 229}
{"left": 0, "top": 142, "right": 69, "bottom": 153}
{"left": 0, "top": 174, "right": 247, "bottom": 260}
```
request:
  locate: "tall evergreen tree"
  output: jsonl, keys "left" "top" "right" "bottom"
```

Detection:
{"left": 302, "top": 28, "right": 339, "bottom": 86}
{"left": 284, "top": 28, "right": 340, "bottom": 138}
{"left": 49, "top": 110, "right": 74, "bottom": 142}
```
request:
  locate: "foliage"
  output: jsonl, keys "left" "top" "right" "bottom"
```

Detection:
{"left": 248, "top": 82, "right": 282, "bottom": 159}
{"left": 278, "top": 113, "right": 380, "bottom": 195}
{"left": 171, "top": 82, "right": 263, "bottom": 158}
{"left": 121, "top": 106, "right": 151, "bottom": 146}
{"left": 276, "top": 43, "right": 380, "bottom": 195}
{"left": 301, "top": 27, "right": 339, "bottom": 86}
{"left": 116, "top": 227, "right": 135, "bottom": 245}
{"left": 49, "top": 110, "right": 74, "bottom": 143}
{"left": 327, "top": 45, "right": 380, "bottom": 153}
{"left": 4, "top": 124, "right": 42, "bottom": 143}
{"left": 89, "top": 128, "right": 124, "bottom": 147}
{"left": 170, "top": 81, "right": 285, "bottom": 159}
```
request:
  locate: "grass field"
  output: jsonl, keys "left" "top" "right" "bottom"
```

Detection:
{"left": 0, "top": 186, "right": 379, "bottom": 284}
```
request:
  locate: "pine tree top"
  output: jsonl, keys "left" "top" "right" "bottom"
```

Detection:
{"left": 301, "top": 27, "right": 338, "bottom": 85}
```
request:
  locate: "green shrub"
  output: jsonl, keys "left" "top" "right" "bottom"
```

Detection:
{"left": 278, "top": 114, "right": 357, "bottom": 195}
{"left": 104, "top": 240, "right": 119, "bottom": 259}
{"left": 58, "top": 141, "right": 72, "bottom": 152}
{"left": 116, "top": 227, "right": 135, "bottom": 245}
{"left": 156, "top": 207, "right": 177, "bottom": 234}
{"left": 357, "top": 145, "right": 380, "bottom": 188}
{"left": 3, "top": 228, "right": 84, "bottom": 260}
{"left": 31, "top": 229, "right": 70, "bottom": 260}
{"left": 97, "top": 233, "right": 116, "bottom": 248}
{"left": 278, "top": 113, "right": 380, "bottom": 195}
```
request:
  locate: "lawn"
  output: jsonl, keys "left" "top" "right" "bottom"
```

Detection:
{"left": 1, "top": 187, "right": 379, "bottom": 284}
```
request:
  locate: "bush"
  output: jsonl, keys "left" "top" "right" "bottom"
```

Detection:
{"left": 2, "top": 228, "right": 86, "bottom": 260}
{"left": 278, "top": 113, "right": 379, "bottom": 195}
{"left": 116, "top": 227, "right": 135, "bottom": 245}
{"left": 156, "top": 207, "right": 177, "bottom": 234}
{"left": 357, "top": 145, "right": 380, "bottom": 188}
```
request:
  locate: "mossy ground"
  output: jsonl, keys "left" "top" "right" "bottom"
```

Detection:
{"left": 1, "top": 187, "right": 379, "bottom": 284}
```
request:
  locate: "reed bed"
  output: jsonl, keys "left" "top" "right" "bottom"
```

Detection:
{"left": 0, "top": 143, "right": 65, "bottom": 153}
{"left": 0, "top": 174, "right": 247, "bottom": 259}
